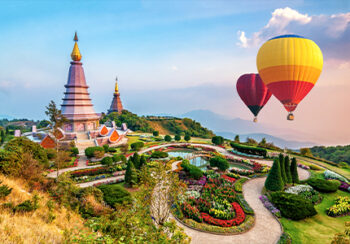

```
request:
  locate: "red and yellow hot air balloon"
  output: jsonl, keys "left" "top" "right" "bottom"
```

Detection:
{"left": 236, "top": 73, "right": 272, "bottom": 122}
{"left": 256, "top": 34, "right": 323, "bottom": 120}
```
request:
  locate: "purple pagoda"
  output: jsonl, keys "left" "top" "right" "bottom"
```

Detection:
{"left": 61, "top": 32, "right": 100, "bottom": 133}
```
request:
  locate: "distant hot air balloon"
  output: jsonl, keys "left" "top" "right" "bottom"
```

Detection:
{"left": 236, "top": 73, "right": 272, "bottom": 122}
{"left": 256, "top": 34, "right": 323, "bottom": 120}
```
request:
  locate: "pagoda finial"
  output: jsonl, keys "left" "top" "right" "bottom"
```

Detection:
{"left": 71, "top": 32, "right": 82, "bottom": 61}
{"left": 114, "top": 77, "right": 119, "bottom": 94}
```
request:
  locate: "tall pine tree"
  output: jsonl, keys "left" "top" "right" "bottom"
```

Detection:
{"left": 125, "top": 159, "right": 138, "bottom": 187}
{"left": 265, "top": 158, "right": 284, "bottom": 191}
{"left": 284, "top": 156, "right": 292, "bottom": 184}
{"left": 279, "top": 153, "right": 287, "bottom": 185}
{"left": 139, "top": 155, "right": 147, "bottom": 169}
{"left": 290, "top": 157, "right": 299, "bottom": 185}
{"left": 132, "top": 153, "right": 140, "bottom": 169}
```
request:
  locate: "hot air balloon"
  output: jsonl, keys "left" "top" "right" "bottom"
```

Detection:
{"left": 236, "top": 73, "right": 272, "bottom": 122}
{"left": 256, "top": 34, "right": 323, "bottom": 120}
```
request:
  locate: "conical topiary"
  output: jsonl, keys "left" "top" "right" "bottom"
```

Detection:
{"left": 125, "top": 159, "right": 138, "bottom": 187}
{"left": 291, "top": 157, "right": 299, "bottom": 185}
{"left": 279, "top": 153, "right": 287, "bottom": 184}
{"left": 265, "top": 158, "right": 284, "bottom": 191}
{"left": 284, "top": 156, "right": 292, "bottom": 184}
{"left": 139, "top": 155, "right": 147, "bottom": 169}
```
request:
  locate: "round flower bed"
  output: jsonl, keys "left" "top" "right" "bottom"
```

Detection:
{"left": 175, "top": 172, "right": 255, "bottom": 234}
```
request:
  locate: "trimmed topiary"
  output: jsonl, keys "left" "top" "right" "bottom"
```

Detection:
{"left": 290, "top": 157, "right": 299, "bottom": 185}
{"left": 97, "top": 184, "right": 132, "bottom": 207}
{"left": 101, "top": 156, "right": 113, "bottom": 166}
{"left": 307, "top": 178, "right": 340, "bottom": 193}
{"left": 284, "top": 156, "right": 292, "bottom": 184}
{"left": 265, "top": 159, "right": 284, "bottom": 191}
{"left": 270, "top": 192, "right": 317, "bottom": 220}
{"left": 209, "top": 156, "right": 229, "bottom": 171}
{"left": 279, "top": 154, "right": 287, "bottom": 184}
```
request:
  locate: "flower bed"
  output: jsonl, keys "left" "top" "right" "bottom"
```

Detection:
{"left": 326, "top": 196, "right": 350, "bottom": 217}
{"left": 339, "top": 181, "right": 350, "bottom": 192}
{"left": 285, "top": 185, "right": 323, "bottom": 204}
{"left": 324, "top": 170, "right": 348, "bottom": 183}
{"left": 259, "top": 195, "right": 281, "bottom": 218}
{"left": 86, "top": 160, "right": 101, "bottom": 166}
{"left": 67, "top": 158, "right": 78, "bottom": 168}
{"left": 92, "top": 177, "right": 124, "bottom": 187}
{"left": 177, "top": 172, "right": 254, "bottom": 234}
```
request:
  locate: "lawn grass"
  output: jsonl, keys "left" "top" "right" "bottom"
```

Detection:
{"left": 281, "top": 190, "right": 350, "bottom": 244}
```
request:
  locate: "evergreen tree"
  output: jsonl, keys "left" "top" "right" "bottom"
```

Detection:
{"left": 125, "top": 159, "right": 138, "bottom": 187}
{"left": 184, "top": 134, "right": 191, "bottom": 142}
{"left": 284, "top": 156, "right": 292, "bottom": 184}
{"left": 139, "top": 155, "right": 147, "bottom": 169}
{"left": 0, "top": 130, "right": 5, "bottom": 144}
{"left": 174, "top": 134, "right": 181, "bottom": 141}
{"left": 234, "top": 135, "right": 240, "bottom": 143}
{"left": 290, "top": 157, "right": 299, "bottom": 185}
{"left": 132, "top": 153, "right": 140, "bottom": 169}
{"left": 279, "top": 154, "right": 287, "bottom": 184}
{"left": 265, "top": 158, "right": 284, "bottom": 191}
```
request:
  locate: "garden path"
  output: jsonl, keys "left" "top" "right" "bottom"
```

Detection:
{"left": 78, "top": 175, "right": 124, "bottom": 188}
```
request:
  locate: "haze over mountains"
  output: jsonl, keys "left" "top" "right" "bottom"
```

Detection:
{"left": 179, "top": 109, "right": 317, "bottom": 149}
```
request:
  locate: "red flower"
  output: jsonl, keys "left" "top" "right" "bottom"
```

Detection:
{"left": 200, "top": 203, "right": 245, "bottom": 227}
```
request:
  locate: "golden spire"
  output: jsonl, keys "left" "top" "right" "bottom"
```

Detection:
{"left": 71, "top": 32, "right": 82, "bottom": 61}
{"left": 114, "top": 77, "right": 119, "bottom": 94}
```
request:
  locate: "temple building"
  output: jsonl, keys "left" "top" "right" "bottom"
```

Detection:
{"left": 107, "top": 77, "right": 124, "bottom": 114}
{"left": 61, "top": 32, "right": 100, "bottom": 133}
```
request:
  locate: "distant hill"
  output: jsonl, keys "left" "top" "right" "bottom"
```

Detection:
{"left": 102, "top": 110, "right": 215, "bottom": 139}
{"left": 180, "top": 109, "right": 317, "bottom": 149}
{"left": 310, "top": 145, "right": 350, "bottom": 164}
{"left": 217, "top": 131, "right": 316, "bottom": 149}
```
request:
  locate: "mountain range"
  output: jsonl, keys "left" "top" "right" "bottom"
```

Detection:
{"left": 179, "top": 109, "right": 317, "bottom": 149}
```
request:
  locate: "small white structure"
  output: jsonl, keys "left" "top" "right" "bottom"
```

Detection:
{"left": 14, "top": 130, "right": 21, "bottom": 137}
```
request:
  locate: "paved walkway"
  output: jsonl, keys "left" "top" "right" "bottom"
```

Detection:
{"left": 78, "top": 175, "right": 124, "bottom": 188}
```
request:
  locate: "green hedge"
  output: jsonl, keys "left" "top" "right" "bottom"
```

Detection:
{"left": 150, "top": 151, "right": 169, "bottom": 158}
{"left": 230, "top": 142, "right": 267, "bottom": 157}
{"left": 85, "top": 146, "right": 104, "bottom": 158}
{"left": 130, "top": 142, "right": 144, "bottom": 151}
{"left": 306, "top": 178, "right": 340, "bottom": 193}
{"left": 270, "top": 192, "right": 317, "bottom": 220}
{"left": 97, "top": 184, "right": 131, "bottom": 208}
{"left": 181, "top": 160, "right": 203, "bottom": 180}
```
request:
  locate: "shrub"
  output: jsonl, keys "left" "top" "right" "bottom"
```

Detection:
{"left": 285, "top": 185, "right": 322, "bottom": 204}
{"left": 14, "top": 200, "right": 38, "bottom": 213}
{"left": 270, "top": 192, "right": 317, "bottom": 220}
{"left": 85, "top": 146, "right": 104, "bottom": 158}
{"left": 0, "top": 185, "right": 12, "bottom": 198}
{"left": 153, "top": 131, "right": 159, "bottom": 136}
{"left": 326, "top": 196, "right": 350, "bottom": 217}
{"left": 108, "top": 147, "right": 117, "bottom": 153}
{"left": 103, "top": 144, "right": 109, "bottom": 152}
{"left": 70, "top": 147, "right": 79, "bottom": 156}
{"left": 265, "top": 159, "right": 284, "bottom": 191}
{"left": 101, "top": 157, "right": 113, "bottom": 166}
{"left": 181, "top": 160, "right": 203, "bottom": 180}
{"left": 130, "top": 142, "right": 144, "bottom": 151}
{"left": 97, "top": 184, "right": 132, "bottom": 207}
{"left": 279, "top": 154, "right": 287, "bottom": 184}
{"left": 307, "top": 178, "right": 341, "bottom": 193}
{"left": 290, "top": 157, "right": 299, "bottom": 184}
{"left": 175, "top": 134, "right": 181, "bottom": 141}
{"left": 237, "top": 194, "right": 254, "bottom": 215}
{"left": 230, "top": 142, "right": 267, "bottom": 157}
{"left": 150, "top": 151, "right": 169, "bottom": 158}
{"left": 184, "top": 134, "right": 191, "bottom": 142}
{"left": 284, "top": 156, "right": 292, "bottom": 184}
{"left": 164, "top": 135, "right": 172, "bottom": 142}
{"left": 125, "top": 160, "right": 138, "bottom": 187}
{"left": 212, "top": 136, "right": 224, "bottom": 145}
{"left": 209, "top": 156, "right": 229, "bottom": 171}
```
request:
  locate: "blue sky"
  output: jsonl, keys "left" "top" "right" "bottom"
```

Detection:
{"left": 0, "top": 0, "right": 349, "bottom": 144}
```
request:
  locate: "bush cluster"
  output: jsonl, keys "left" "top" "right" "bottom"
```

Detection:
{"left": 209, "top": 156, "right": 229, "bottom": 171}
{"left": 97, "top": 184, "right": 132, "bottom": 208}
{"left": 85, "top": 146, "right": 104, "bottom": 158}
{"left": 130, "top": 142, "right": 144, "bottom": 151}
{"left": 270, "top": 192, "right": 317, "bottom": 220}
{"left": 181, "top": 160, "right": 203, "bottom": 180}
{"left": 307, "top": 178, "right": 340, "bottom": 193}
{"left": 230, "top": 142, "right": 267, "bottom": 157}
{"left": 150, "top": 151, "right": 169, "bottom": 159}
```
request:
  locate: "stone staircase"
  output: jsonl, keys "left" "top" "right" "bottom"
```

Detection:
{"left": 75, "top": 132, "right": 96, "bottom": 155}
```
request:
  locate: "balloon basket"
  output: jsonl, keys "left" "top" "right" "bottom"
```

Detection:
{"left": 253, "top": 117, "right": 257, "bottom": 123}
{"left": 287, "top": 113, "right": 294, "bottom": 121}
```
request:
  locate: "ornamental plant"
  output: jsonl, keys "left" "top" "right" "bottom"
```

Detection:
{"left": 290, "top": 157, "right": 299, "bottom": 185}
{"left": 324, "top": 170, "right": 348, "bottom": 183}
{"left": 279, "top": 154, "right": 287, "bottom": 184}
{"left": 265, "top": 159, "right": 284, "bottom": 191}
{"left": 284, "top": 156, "right": 292, "bottom": 184}
{"left": 307, "top": 178, "right": 340, "bottom": 193}
{"left": 326, "top": 196, "right": 350, "bottom": 217}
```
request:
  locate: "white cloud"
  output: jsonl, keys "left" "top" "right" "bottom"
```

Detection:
{"left": 237, "top": 31, "right": 248, "bottom": 48}
{"left": 237, "top": 7, "right": 350, "bottom": 60}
